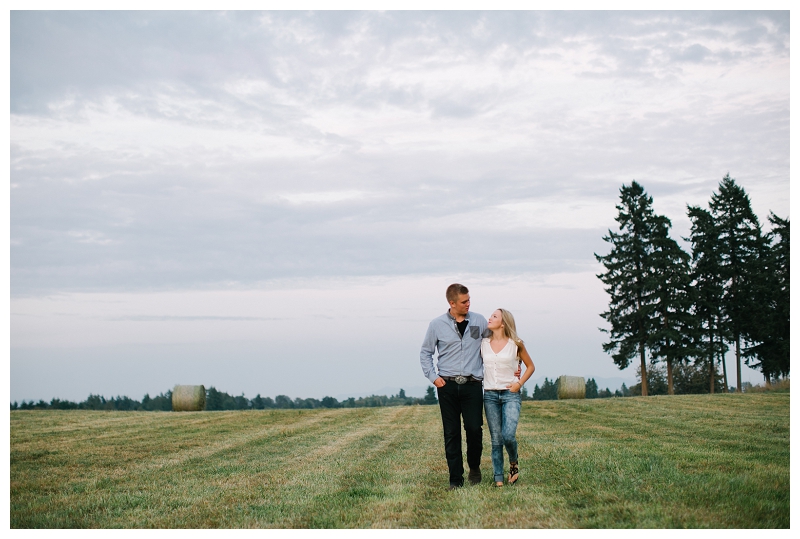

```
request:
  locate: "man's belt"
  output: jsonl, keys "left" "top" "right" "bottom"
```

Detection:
{"left": 441, "top": 375, "right": 482, "bottom": 384}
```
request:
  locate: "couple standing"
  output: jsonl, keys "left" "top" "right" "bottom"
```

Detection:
{"left": 420, "top": 283, "right": 535, "bottom": 490}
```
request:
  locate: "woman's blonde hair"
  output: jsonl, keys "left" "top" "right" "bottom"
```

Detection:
{"left": 496, "top": 308, "right": 525, "bottom": 357}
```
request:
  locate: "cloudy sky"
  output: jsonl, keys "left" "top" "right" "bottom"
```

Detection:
{"left": 9, "top": 10, "right": 789, "bottom": 402}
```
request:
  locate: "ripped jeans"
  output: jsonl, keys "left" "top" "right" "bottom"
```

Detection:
{"left": 483, "top": 389, "right": 521, "bottom": 482}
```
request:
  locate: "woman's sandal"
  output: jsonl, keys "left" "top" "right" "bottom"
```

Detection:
{"left": 494, "top": 481, "right": 504, "bottom": 487}
{"left": 508, "top": 462, "right": 519, "bottom": 485}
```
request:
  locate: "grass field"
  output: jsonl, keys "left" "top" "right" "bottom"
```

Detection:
{"left": 11, "top": 392, "right": 789, "bottom": 528}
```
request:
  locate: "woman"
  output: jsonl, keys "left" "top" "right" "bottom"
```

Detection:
{"left": 481, "top": 308, "right": 535, "bottom": 487}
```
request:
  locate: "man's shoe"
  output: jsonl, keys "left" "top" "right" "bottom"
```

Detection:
{"left": 468, "top": 468, "right": 482, "bottom": 485}
{"left": 447, "top": 483, "right": 463, "bottom": 491}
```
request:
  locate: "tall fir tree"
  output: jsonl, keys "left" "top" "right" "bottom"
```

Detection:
{"left": 686, "top": 205, "right": 729, "bottom": 393}
{"left": 423, "top": 386, "right": 438, "bottom": 405}
{"left": 585, "top": 378, "right": 599, "bottom": 398}
{"left": 596, "top": 181, "right": 661, "bottom": 396}
{"left": 744, "top": 213, "right": 790, "bottom": 381}
{"left": 708, "top": 174, "right": 763, "bottom": 392}
{"left": 647, "top": 214, "right": 696, "bottom": 395}
{"left": 532, "top": 378, "right": 558, "bottom": 400}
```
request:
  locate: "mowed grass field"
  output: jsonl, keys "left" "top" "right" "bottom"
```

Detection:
{"left": 11, "top": 392, "right": 789, "bottom": 528}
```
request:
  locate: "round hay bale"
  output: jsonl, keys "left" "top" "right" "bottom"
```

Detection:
{"left": 557, "top": 376, "right": 586, "bottom": 400}
{"left": 172, "top": 385, "right": 206, "bottom": 411}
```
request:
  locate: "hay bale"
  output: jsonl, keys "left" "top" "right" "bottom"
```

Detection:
{"left": 172, "top": 385, "right": 206, "bottom": 411}
{"left": 557, "top": 376, "right": 586, "bottom": 400}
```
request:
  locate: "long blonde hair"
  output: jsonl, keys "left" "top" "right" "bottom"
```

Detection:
{"left": 496, "top": 308, "right": 525, "bottom": 357}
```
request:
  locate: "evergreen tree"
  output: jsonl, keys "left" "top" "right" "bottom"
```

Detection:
{"left": 686, "top": 205, "right": 729, "bottom": 393}
{"left": 205, "top": 387, "right": 224, "bottom": 411}
{"left": 147, "top": 391, "right": 172, "bottom": 411}
{"left": 252, "top": 394, "right": 266, "bottom": 410}
{"left": 596, "top": 181, "right": 661, "bottom": 396}
{"left": 423, "top": 386, "right": 437, "bottom": 405}
{"left": 532, "top": 378, "right": 558, "bottom": 400}
{"left": 744, "top": 213, "right": 790, "bottom": 381}
{"left": 709, "top": 174, "right": 763, "bottom": 392}
{"left": 82, "top": 394, "right": 106, "bottom": 410}
{"left": 647, "top": 214, "right": 697, "bottom": 395}
{"left": 235, "top": 394, "right": 250, "bottom": 410}
{"left": 111, "top": 395, "right": 138, "bottom": 411}
{"left": 585, "top": 378, "right": 599, "bottom": 399}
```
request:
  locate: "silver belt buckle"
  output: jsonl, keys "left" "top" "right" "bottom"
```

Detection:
{"left": 454, "top": 375, "right": 468, "bottom": 385}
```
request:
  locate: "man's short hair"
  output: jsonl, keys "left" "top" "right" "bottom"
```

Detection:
{"left": 446, "top": 283, "right": 469, "bottom": 304}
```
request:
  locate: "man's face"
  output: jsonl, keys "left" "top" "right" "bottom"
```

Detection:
{"left": 449, "top": 293, "right": 470, "bottom": 316}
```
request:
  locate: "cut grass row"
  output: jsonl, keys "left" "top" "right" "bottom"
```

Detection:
{"left": 11, "top": 392, "right": 789, "bottom": 528}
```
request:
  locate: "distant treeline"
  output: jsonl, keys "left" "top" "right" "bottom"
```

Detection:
{"left": 11, "top": 386, "right": 439, "bottom": 411}
{"left": 527, "top": 378, "right": 631, "bottom": 400}
{"left": 527, "top": 361, "right": 745, "bottom": 400}
{"left": 14, "top": 363, "right": 751, "bottom": 410}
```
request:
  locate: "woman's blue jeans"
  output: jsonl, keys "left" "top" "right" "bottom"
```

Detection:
{"left": 483, "top": 389, "right": 521, "bottom": 482}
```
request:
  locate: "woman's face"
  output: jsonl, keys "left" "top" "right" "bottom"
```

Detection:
{"left": 487, "top": 310, "right": 504, "bottom": 331}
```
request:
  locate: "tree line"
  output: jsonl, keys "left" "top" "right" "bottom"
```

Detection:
{"left": 15, "top": 371, "right": 775, "bottom": 410}
{"left": 10, "top": 382, "right": 635, "bottom": 409}
{"left": 596, "top": 174, "right": 789, "bottom": 396}
{"left": 11, "top": 386, "right": 440, "bottom": 411}
{"left": 205, "top": 386, "right": 439, "bottom": 410}
{"left": 528, "top": 377, "right": 631, "bottom": 400}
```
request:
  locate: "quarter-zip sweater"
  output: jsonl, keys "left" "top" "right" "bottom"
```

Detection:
{"left": 420, "top": 311, "right": 488, "bottom": 384}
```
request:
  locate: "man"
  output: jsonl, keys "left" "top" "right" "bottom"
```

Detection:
{"left": 420, "top": 283, "right": 487, "bottom": 490}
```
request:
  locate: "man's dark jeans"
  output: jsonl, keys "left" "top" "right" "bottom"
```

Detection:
{"left": 436, "top": 379, "right": 483, "bottom": 486}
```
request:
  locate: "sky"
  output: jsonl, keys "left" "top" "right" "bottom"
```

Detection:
{"left": 9, "top": 10, "right": 790, "bottom": 403}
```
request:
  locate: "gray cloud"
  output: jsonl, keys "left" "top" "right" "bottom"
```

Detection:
{"left": 105, "top": 315, "right": 284, "bottom": 322}
{"left": 11, "top": 11, "right": 789, "bottom": 298}
{"left": 12, "top": 12, "right": 788, "bottom": 114}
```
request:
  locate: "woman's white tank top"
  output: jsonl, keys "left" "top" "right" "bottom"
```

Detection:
{"left": 481, "top": 338, "right": 520, "bottom": 390}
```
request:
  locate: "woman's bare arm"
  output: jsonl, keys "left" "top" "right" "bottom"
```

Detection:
{"left": 508, "top": 345, "right": 535, "bottom": 392}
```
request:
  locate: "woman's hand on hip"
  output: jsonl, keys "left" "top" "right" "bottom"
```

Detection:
{"left": 507, "top": 381, "right": 521, "bottom": 393}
